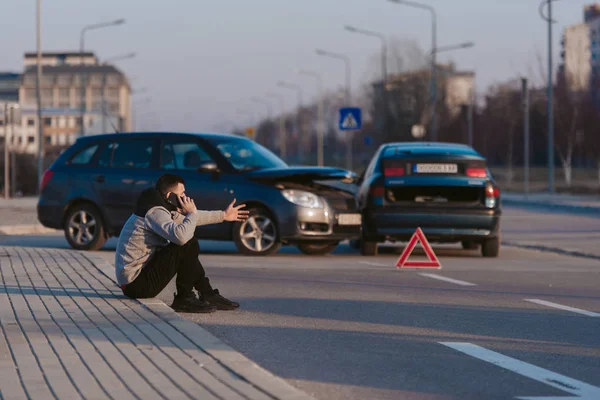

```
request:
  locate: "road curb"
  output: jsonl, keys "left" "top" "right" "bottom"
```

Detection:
{"left": 83, "top": 252, "right": 316, "bottom": 400}
{"left": 502, "top": 198, "right": 600, "bottom": 215}
{"left": 0, "top": 224, "right": 58, "bottom": 235}
{"left": 502, "top": 241, "right": 600, "bottom": 261}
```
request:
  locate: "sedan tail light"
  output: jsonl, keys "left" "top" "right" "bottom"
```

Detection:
{"left": 369, "top": 186, "right": 385, "bottom": 197}
{"left": 466, "top": 168, "right": 487, "bottom": 178}
{"left": 485, "top": 183, "right": 499, "bottom": 207}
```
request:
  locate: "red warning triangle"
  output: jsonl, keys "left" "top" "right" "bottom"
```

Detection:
{"left": 395, "top": 227, "right": 441, "bottom": 269}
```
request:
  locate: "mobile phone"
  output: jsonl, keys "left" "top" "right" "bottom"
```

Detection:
{"left": 166, "top": 193, "right": 180, "bottom": 207}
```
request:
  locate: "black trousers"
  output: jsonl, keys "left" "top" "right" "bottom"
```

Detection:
{"left": 123, "top": 239, "right": 214, "bottom": 299}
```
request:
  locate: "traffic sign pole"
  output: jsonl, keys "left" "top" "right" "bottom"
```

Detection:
{"left": 338, "top": 107, "right": 362, "bottom": 171}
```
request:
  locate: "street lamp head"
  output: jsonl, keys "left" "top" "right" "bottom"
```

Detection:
{"left": 114, "top": 19, "right": 126, "bottom": 25}
{"left": 344, "top": 25, "right": 357, "bottom": 32}
{"left": 461, "top": 41, "right": 475, "bottom": 49}
{"left": 315, "top": 49, "right": 326, "bottom": 56}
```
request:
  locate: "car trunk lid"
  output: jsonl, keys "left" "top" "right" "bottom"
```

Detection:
{"left": 380, "top": 154, "right": 492, "bottom": 208}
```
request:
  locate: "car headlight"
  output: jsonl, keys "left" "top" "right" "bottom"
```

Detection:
{"left": 281, "top": 190, "right": 324, "bottom": 208}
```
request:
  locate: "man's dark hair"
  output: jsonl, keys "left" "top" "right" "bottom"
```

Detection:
{"left": 156, "top": 174, "right": 185, "bottom": 195}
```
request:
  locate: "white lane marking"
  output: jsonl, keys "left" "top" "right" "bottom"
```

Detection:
{"left": 419, "top": 273, "right": 477, "bottom": 286}
{"left": 440, "top": 342, "right": 600, "bottom": 399}
{"left": 524, "top": 299, "right": 600, "bottom": 317}
{"left": 358, "top": 261, "right": 389, "bottom": 267}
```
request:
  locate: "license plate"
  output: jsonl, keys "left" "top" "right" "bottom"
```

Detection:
{"left": 414, "top": 163, "right": 458, "bottom": 174}
{"left": 338, "top": 214, "right": 362, "bottom": 225}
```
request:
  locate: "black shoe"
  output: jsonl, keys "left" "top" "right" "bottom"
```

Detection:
{"left": 204, "top": 289, "right": 240, "bottom": 310}
{"left": 170, "top": 293, "right": 217, "bottom": 313}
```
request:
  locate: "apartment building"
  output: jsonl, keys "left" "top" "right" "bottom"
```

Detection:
{"left": 8, "top": 51, "right": 131, "bottom": 155}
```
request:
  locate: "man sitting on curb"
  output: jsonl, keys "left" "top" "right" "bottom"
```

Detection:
{"left": 115, "top": 173, "right": 249, "bottom": 313}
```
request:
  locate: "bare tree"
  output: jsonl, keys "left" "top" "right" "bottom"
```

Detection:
{"left": 364, "top": 36, "right": 427, "bottom": 81}
{"left": 480, "top": 81, "right": 520, "bottom": 186}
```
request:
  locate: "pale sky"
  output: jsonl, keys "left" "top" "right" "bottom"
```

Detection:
{"left": 1, "top": 0, "right": 594, "bottom": 132}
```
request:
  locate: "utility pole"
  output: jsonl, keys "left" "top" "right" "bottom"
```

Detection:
{"left": 522, "top": 77, "right": 530, "bottom": 199}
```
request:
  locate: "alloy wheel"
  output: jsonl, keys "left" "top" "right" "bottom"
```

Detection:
{"left": 239, "top": 215, "right": 277, "bottom": 253}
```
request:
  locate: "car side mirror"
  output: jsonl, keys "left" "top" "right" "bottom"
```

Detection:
{"left": 196, "top": 161, "right": 219, "bottom": 173}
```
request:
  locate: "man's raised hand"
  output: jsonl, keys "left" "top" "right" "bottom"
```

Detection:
{"left": 224, "top": 199, "right": 249, "bottom": 222}
{"left": 179, "top": 195, "right": 197, "bottom": 215}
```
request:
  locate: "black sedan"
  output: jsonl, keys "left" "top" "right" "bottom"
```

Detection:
{"left": 355, "top": 142, "right": 501, "bottom": 257}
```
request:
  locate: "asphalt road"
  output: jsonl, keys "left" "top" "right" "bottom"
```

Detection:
{"left": 1, "top": 206, "right": 599, "bottom": 400}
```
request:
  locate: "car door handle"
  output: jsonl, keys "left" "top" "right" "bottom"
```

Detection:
{"left": 94, "top": 175, "right": 105, "bottom": 183}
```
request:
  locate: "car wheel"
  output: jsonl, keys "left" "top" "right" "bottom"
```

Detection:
{"left": 297, "top": 242, "right": 339, "bottom": 256}
{"left": 462, "top": 240, "right": 478, "bottom": 250}
{"left": 360, "top": 240, "right": 378, "bottom": 256}
{"left": 63, "top": 203, "right": 107, "bottom": 251}
{"left": 481, "top": 237, "right": 500, "bottom": 258}
{"left": 233, "top": 207, "right": 282, "bottom": 256}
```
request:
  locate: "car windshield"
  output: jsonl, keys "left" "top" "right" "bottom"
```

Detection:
{"left": 208, "top": 137, "right": 288, "bottom": 171}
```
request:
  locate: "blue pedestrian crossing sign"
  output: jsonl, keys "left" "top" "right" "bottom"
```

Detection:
{"left": 338, "top": 107, "right": 362, "bottom": 131}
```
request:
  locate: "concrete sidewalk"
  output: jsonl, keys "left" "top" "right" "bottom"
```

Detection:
{"left": 0, "top": 246, "right": 314, "bottom": 400}
{"left": 502, "top": 192, "right": 600, "bottom": 213}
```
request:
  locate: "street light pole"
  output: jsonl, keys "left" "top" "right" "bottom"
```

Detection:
{"left": 344, "top": 25, "right": 389, "bottom": 141}
{"left": 296, "top": 69, "right": 325, "bottom": 166}
{"left": 102, "top": 52, "right": 136, "bottom": 65}
{"left": 36, "top": 0, "right": 44, "bottom": 191}
{"left": 79, "top": 18, "right": 125, "bottom": 136}
{"left": 315, "top": 49, "right": 353, "bottom": 169}
{"left": 388, "top": 0, "right": 437, "bottom": 141}
{"left": 277, "top": 81, "right": 304, "bottom": 161}
{"left": 266, "top": 92, "right": 287, "bottom": 161}
{"left": 522, "top": 77, "right": 530, "bottom": 199}
{"left": 344, "top": 25, "right": 387, "bottom": 84}
{"left": 540, "top": 0, "right": 557, "bottom": 193}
